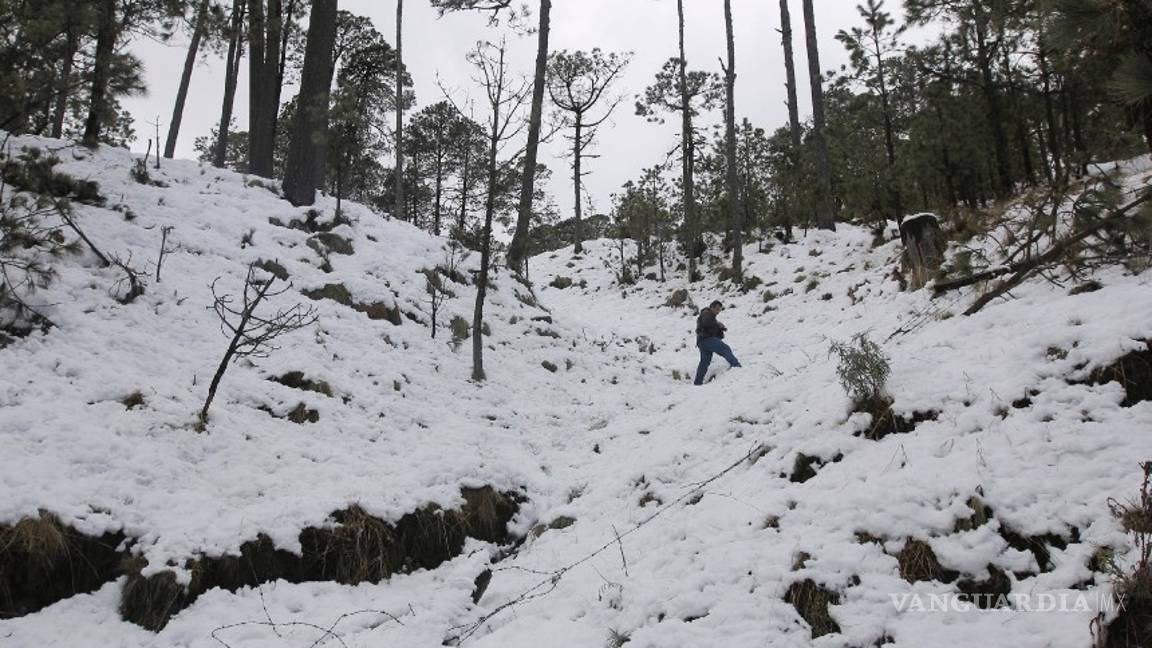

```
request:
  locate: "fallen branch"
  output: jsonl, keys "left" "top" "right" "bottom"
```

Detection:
{"left": 963, "top": 189, "right": 1152, "bottom": 316}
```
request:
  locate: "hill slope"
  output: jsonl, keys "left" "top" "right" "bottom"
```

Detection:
{"left": 2, "top": 138, "right": 1151, "bottom": 648}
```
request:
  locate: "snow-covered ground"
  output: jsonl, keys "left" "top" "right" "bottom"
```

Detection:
{"left": 2, "top": 137, "right": 1151, "bottom": 648}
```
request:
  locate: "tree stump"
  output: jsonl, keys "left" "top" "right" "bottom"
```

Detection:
{"left": 900, "top": 213, "right": 945, "bottom": 289}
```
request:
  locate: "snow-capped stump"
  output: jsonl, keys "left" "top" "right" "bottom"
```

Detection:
{"left": 0, "top": 511, "right": 127, "bottom": 619}
{"left": 119, "top": 487, "right": 521, "bottom": 631}
{"left": 899, "top": 212, "right": 945, "bottom": 289}
{"left": 1077, "top": 340, "right": 1152, "bottom": 407}
{"left": 783, "top": 579, "right": 841, "bottom": 639}
{"left": 269, "top": 371, "right": 334, "bottom": 397}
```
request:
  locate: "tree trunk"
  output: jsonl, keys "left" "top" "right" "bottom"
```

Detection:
{"left": 281, "top": 0, "right": 337, "bottom": 207}
{"left": 215, "top": 0, "right": 246, "bottom": 167}
{"left": 573, "top": 114, "right": 583, "bottom": 253}
{"left": 677, "top": 0, "right": 701, "bottom": 279}
{"left": 1036, "top": 33, "right": 1063, "bottom": 180}
{"left": 82, "top": 0, "right": 118, "bottom": 148}
{"left": 723, "top": 0, "right": 742, "bottom": 277}
{"left": 458, "top": 145, "right": 472, "bottom": 231}
{"left": 50, "top": 22, "right": 79, "bottom": 139}
{"left": 801, "top": 0, "right": 835, "bottom": 230}
{"left": 870, "top": 21, "right": 902, "bottom": 222}
{"left": 434, "top": 152, "right": 444, "bottom": 236}
{"left": 394, "top": 0, "right": 406, "bottom": 221}
{"left": 505, "top": 0, "right": 551, "bottom": 273}
{"left": 275, "top": 0, "right": 296, "bottom": 120}
{"left": 973, "top": 5, "right": 1011, "bottom": 197}
{"left": 473, "top": 98, "right": 502, "bottom": 383}
{"left": 165, "top": 0, "right": 210, "bottom": 159}
{"left": 778, "top": 0, "right": 799, "bottom": 241}
{"left": 247, "top": 0, "right": 281, "bottom": 177}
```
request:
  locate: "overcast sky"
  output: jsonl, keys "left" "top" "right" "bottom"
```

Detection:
{"left": 123, "top": 0, "right": 922, "bottom": 219}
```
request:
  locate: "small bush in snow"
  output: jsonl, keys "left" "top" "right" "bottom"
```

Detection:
{"left": 828, "top": 334, "right": 891, "bottom": 404}
{"left": 1104, "top": 462, "right": 1152, "bottom": 637}
{"left": 450, "top": 315, "right": 470, "bottom": 348}
{"left": 129, "top": 158, "right": 152, "bottom": 185}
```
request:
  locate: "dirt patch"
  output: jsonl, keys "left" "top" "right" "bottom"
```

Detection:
{"left": 120, "top": 487, "right": 521, "bottom": 631}
{"left": 853, "top": 396, "right": 938, "bottom": 441}
{"left": 998, "top": 525, "right": 1077, "bottom": 573}
{"left": 0, "top": 511, "right": 127, "bottom": 619}
{"left": 784, "top": 579, "right": 841, "bottom": 638}
{"left": 1081, "top": 341, "right": 1152, "bottom": 407}
{"left": 788, "top": 452, "right": 843, "bottom": 484}
{"left": 270, "top": 372, "right": 333, "bottom": 397}
{"left": 897, "top": 538, "right": 959, "bottom": 584}
{"left": 302, "top": 283, "right": 403, "bottom": 325}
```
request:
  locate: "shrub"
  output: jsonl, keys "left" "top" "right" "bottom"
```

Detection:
{"left": 550, "top": 276, "right": 573, "bottom": 289}
{"left": 828, "top": 334, "right": 891, "bottom": 403}
{"left": 450, "top": 315, "right": 470, "bottom": 346}
{"left": 129, "top": 158, "right": 151, "bottom": 185}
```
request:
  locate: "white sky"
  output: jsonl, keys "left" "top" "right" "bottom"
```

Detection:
{"left": 123, "top": 0, "right": 920, "bottom": 218}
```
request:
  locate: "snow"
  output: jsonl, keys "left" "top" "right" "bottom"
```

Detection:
{"left": 2, "top": 136, "right": 1152, "bottom": 647}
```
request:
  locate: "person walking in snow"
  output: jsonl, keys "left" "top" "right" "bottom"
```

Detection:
{"left": 694, "top": 300, "right": 741, "bottom": 385}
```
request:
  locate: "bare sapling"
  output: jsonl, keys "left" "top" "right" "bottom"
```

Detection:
{"left": 199, "top": 264, "right": 318, "bottom": 428}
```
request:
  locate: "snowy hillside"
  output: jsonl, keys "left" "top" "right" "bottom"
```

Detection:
{"left": 2, "top": 138, "right": 1152, "bottom": 648}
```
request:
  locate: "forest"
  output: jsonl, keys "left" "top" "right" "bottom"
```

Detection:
{"left": 2, "top": 0, "right": 1149, "bottom": 271}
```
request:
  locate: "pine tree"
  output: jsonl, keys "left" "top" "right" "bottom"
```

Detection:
{"left": 546, "top": 48, "right": 631, "bottom": 254}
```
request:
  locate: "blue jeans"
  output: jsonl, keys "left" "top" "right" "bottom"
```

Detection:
{"left": 694, "top": 337, "right": 741, "bottom": 385}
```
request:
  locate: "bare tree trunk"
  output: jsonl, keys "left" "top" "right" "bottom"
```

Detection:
{"left": 281, "top": 0, "right": 337, "bottom": 207}
{"left": 82, "top": 0, "right": 117, "bottom": 147}
{"left": 801, "top": 0, "right": 835, "bottom": 230}
{"left": 723, "top": 0, "right": 742, "bottom": 277}
{"left": 165, "top": 0, "right": 210, "bottom": 159}
{"left": 505, "top": 0, "right": 551, "bottom": 273}
{"left": 394, "top": 0, "right": 406, "bottom": 221}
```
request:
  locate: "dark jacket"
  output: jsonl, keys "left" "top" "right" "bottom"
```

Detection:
{"left": 696, "top": 308, "right": 724, "bottom": 339}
